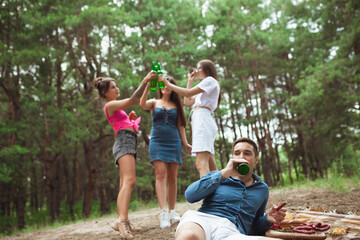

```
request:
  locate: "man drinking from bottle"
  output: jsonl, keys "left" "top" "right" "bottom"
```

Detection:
{"left": 175, "top": 137, "right": 286, "bottom": 240}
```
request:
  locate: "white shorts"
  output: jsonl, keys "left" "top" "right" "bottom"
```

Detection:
{"left": 176, "top": 210, "right": 264, "bottom": 240}
{"left": 191, "top": 108, "right": 217, "bottom": 155}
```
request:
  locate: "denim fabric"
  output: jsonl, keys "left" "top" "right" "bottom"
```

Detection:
{"left": 149, "top": 108, "right": 181, "bottom": 164}
{"left": 113, "top": 129, "right": 137, "bottom": 166}
{"left": 185, "top": 171, "right": 273, "bottom": 236}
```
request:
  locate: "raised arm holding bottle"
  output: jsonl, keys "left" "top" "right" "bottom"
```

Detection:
{"left": 140, "top": 75, "right": 191, "bottom": 229}
{"left": 159, "top": 60, "right": 221, "bottom": 177}
{"left": 93, "top": 70, "right": 156, "bottom": 239}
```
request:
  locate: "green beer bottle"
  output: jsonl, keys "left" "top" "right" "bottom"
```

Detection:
{"left": 157, "top": 62, "right": 165, "bottom": 89}
{"left": 235, "top": 163, "right": 250, "bottom": 175}
{"left": 150, "top": 61, "right": 158, "bottom": 92}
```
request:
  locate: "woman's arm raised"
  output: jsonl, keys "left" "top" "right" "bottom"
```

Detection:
{"left": 106, "top": 71, "right": 156, "bottom": 115}
{"left": 139, "top": 82, "right": 156, "bottom": 111}
{"left": 159, "top": 74, "right": 203, "bottom": 98}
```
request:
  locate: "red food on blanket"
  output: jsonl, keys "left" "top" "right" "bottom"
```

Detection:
{"left": 314, "top": 224, "right": 330, "bottom": 231}
{"left": 270, "top": 224, "right": 282, "bottom": 230}
{"left": 289, "top": 222, "right": 330, "bottom": 234}
{"left": 292, "top": 228, "right": 316, "bottom": 234}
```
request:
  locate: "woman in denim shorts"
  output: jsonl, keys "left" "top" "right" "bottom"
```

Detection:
{"left": 93, "top": 71, "right": 156, "bottom": 239}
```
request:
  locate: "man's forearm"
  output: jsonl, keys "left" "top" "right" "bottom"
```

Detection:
{"left": 185, "top": 171, "right": 223, "bottom": 203}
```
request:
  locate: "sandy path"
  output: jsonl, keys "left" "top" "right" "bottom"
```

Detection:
{"left": 2, "top": 201, "right": 202, "bottom": 240}
{"left": 2, "top": 188, "right": 360, "bottom": 240}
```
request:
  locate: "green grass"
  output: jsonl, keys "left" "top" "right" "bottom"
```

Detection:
{"left": 272, "top": 174, "right": 360, "bottom": 194}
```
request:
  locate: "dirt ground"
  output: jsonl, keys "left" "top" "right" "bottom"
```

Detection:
{"left": 2, "top": 187, "right": 360, "bottom": 240}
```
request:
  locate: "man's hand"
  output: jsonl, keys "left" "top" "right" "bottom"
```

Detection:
{"left": 267, "top": 204, "right": 287, "bottom": 224}
{"left": 220, "top": 158, "right": 249, "bottom": 179}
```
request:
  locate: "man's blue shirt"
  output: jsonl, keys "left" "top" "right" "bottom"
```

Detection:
{"left": 185, "top": 171, "right": 273, "bottom": 235}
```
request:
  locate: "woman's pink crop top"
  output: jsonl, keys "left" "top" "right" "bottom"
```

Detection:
{"left": 104, "top": 103, "right": 141, "bottom": 133}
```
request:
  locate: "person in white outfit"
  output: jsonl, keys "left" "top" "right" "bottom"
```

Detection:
{"left": 159, "top": 59, "right": 221, "bottom": 177}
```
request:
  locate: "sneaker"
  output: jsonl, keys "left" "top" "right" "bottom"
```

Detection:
{"left": 159, "top": 209, "right": 171, "bottom": 229}
{"left": 169, "top": 210, "right": 181, "bottom": 225}
{"left": 117, "top": 220, "right": 134, "bottom": 239}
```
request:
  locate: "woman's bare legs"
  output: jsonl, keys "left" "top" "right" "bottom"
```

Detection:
{"left": 208, "top": 154, "right": 218, "bottom": 172}
{"left": 153, "top": 160, "right": 167, "bottom": 209}
{"left": 117, "top": 154, "right": 136, "bottom": 220}
{"left": 195, "top": 152, "right": 211, "bottom": 177}
{"left": 167, "top": 162, "right": 179, "bottom": 210}
{"left": 195, "top": 152, "right": 217, "bottom": 177}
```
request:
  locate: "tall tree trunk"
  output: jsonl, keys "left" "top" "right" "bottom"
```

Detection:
{"left": 274, "top": 145, "right": 283, "bottom": 185}
{"left": 98, "top": 129, "right": 110, "bottom": 215}
{"left": 257, "top": 136, "right": 272, "bottom": 184}
{"left": 1, "top": 63, "right": 26, "bottom": 229}
{"left": 238, "top": 43, "right": 273, "bottom": 184}
{"left": 15, "top": 179, "right": 26, "bottom": 230}
{"left": 216, "top": 113, "right": 230, "bottom": 169}
{"left": 0, "top": 183, "right": 11, "bottom": 216}
{"left": 290, "top": 136, "right": 300, "bottom": 181}
{"left": 63, "top": 154, "right": 74, "bottom": 221}
{"left": 296, "top": 124, "right": 309, "bottom": 178}
{"left": 283, "top": 141, "right": 293, "bottom": 185}
{"left": 42, "top": 104, "right": 57, "bottom": 222}
{"left": 253, "top": 91, "right": 273, "bottom": 186}
{"left": 74, "top": 147, "right": 82, "bottom": 201}
{"left": 280, "top": 106, "right": 294, "bottom": 185}
{"left": 83, "top": 141, "right": 95, "bottom": 218}
{"left": 30, "top": 157, "right": 39, "bottom": 211}
{"left": 54, "top": 157, "right": 63, "bottom": 219}
{"left": 227, "top": 90, "right": 238, "bottom": 140}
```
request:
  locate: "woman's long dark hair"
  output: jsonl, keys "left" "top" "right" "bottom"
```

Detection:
{"left": 158, "top": 77, "right": 187, "bottom": 127}
{"left": 198, "top": 59, "right": 221, "bottom": 109}
{"left": 93, "top": 77, "right": 116, "bottom": 98}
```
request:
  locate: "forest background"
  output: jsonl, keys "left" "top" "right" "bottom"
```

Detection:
{"left": 1, "top": 0, "right": 359, "bottom": 235}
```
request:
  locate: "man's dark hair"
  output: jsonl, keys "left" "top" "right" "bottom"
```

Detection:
{"left": 232, "top": 137, "right": 259, "bottom": 156}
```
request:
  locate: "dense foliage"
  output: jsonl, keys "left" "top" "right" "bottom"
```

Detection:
{"left": 1, "top": 0, "right": 359, "bottom": 233}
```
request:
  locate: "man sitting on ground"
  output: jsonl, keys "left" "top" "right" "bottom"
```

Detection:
{"left": 175, "top": 137, "right": 286, "bottom": 240}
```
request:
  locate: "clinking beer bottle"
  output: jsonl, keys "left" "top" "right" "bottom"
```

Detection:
{"left": 236, "top": 163, "right": 250, "bottom": 175}
{"left": 157, "top": 62, "right": 165, "bottom": 89}
{"left": 150, "top": 61, "right": 158, "bottom": 92}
